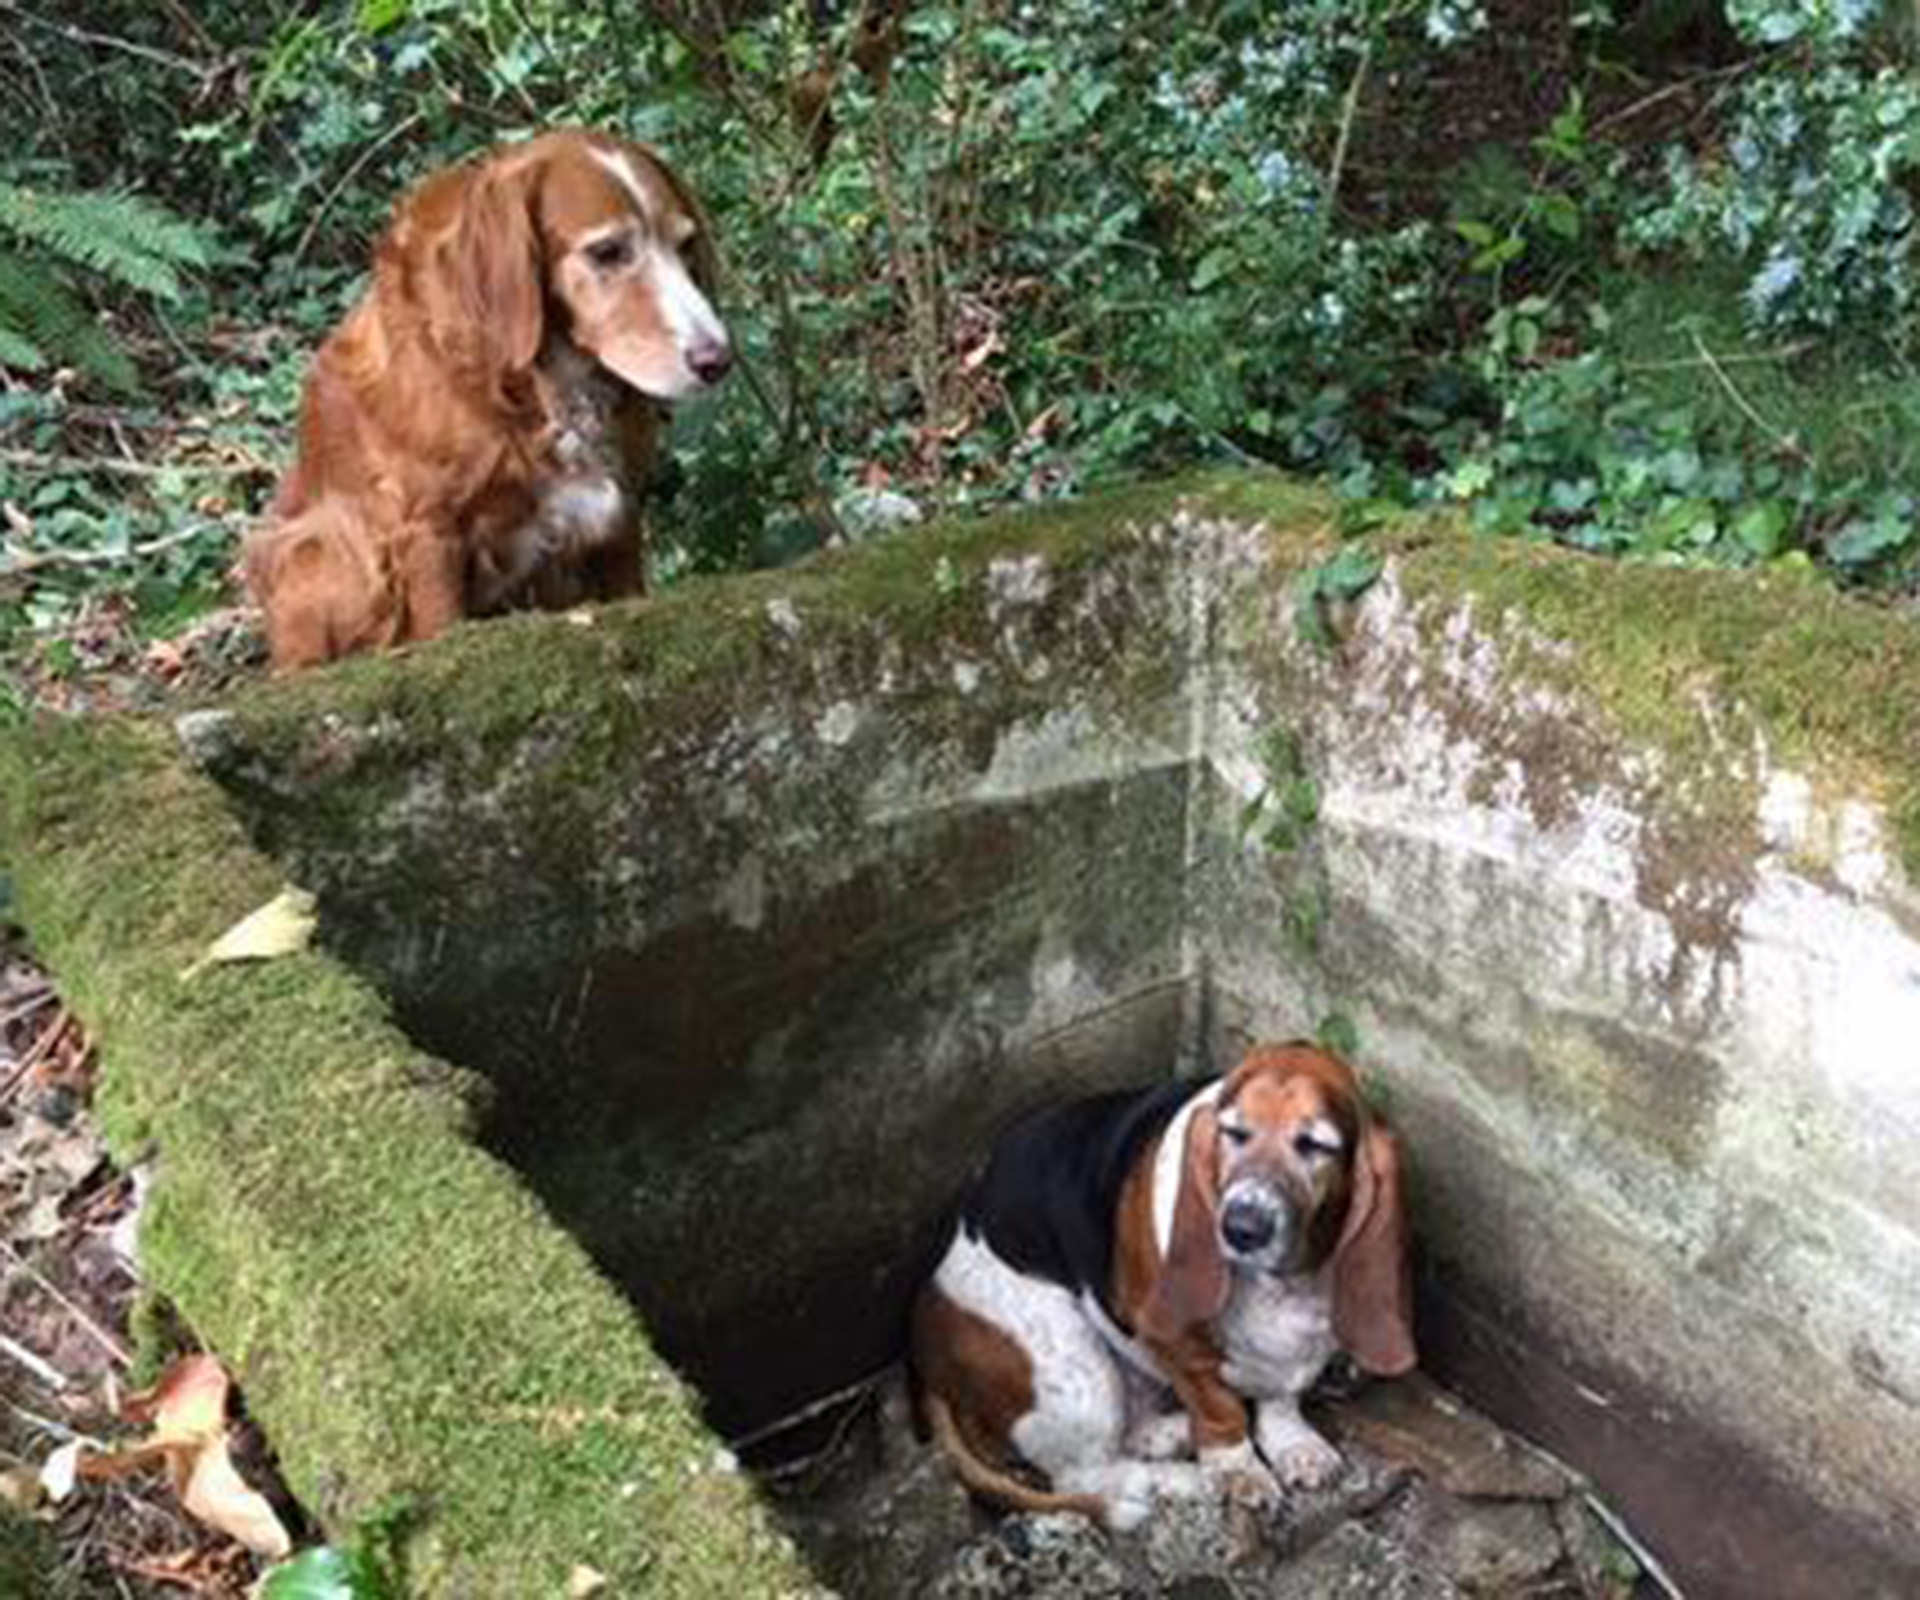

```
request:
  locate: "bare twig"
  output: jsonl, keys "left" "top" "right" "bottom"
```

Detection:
{"left": 0, "top": 1240, "right": 132, "bottom": 1370}
{"left": 865, "top": 68, "right": 949, "bottom": 456}
{"left": 0, "top": 1332, "right": 69, "bottom": 1393}
{"left": 0, "top": 449, "right": 260, "bottom": 480}
{"left": 725, "top": 1367, "right": 887, "bottom": 1454}
{"left": 1, "top": 524, "right": 221, "bottom": 577}
{"left": 1324, "top": 37, "right": 1374, "bottom": 220}
{"left": 0, "top": 1004, "right": 66, "bottom": 1101}
{"left": 1621, "top": 341, "right": 1815, "bottom": 373}
{"left": 0, "top": 983, "right": 56, "bottom": 1030}
{"left": 1591, "top": 58, "right": 1760, "bottom": 137}
{"left": 0, "top": 3, "right": 212, "bottom": 80}
{"left": 292, "top": 110, "right": 425, "bottom": 268}
{"left": 1688, "top": 327, "right": 1807, "bottom": 460}
{"left": 1581, "top": 1491, "right": 1687, "bottom": 1599}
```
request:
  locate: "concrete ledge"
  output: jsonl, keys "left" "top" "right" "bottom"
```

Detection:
{"left": 0, "top": 717, "right": 813, "bottom": 1596}
{"left": 5, "top": 470, "right": 1919, "bottom": 1599}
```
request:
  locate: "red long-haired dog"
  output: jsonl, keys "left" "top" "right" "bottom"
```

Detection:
{"left": 244, "top": 129, "right": 731, "bottom": 669}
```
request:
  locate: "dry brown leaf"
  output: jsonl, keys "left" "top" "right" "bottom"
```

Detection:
{"left": 82, "top": 1354, "right": 293, "bottom": 1559}
{"left": 180, "top": 888, "right": 318, "bottom": 983}
{"left": 0, "top": 1462, "right": 45, "bottom": 1514}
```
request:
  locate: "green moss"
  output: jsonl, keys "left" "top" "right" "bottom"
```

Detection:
{"left": 1398, "top": 535, "right": 1920, "bottom": 876}
{"left": 0, "top": 718, "right": 815, "bottom": 1598}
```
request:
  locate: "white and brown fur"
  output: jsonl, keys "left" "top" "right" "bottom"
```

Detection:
{"left": 910, "top": 1042, "right": 1415, "bottom": 1529}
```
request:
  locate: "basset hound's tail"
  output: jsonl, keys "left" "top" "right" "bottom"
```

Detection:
{"left": 921, "top": 1390, "right": 1111, "bottom": 1526}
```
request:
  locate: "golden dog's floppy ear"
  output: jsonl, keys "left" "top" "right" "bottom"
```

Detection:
{"left": 422, "top": 158, "right": 546, "bottom": 404}
{"left": 1140, "top": 1102, "right": 1230, "bottom": 1341}
{"left": 1331, "top": 1121, "right": 1416, "bottom": 1376}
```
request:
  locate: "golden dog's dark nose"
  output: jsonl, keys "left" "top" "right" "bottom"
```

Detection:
{"left": 689, "top": 339, "right": 733, "bottom": 385}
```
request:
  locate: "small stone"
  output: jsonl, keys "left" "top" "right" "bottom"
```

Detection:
{"left": 1320, "top": 1376, "right": 1570, "bottom": 1502}
{"left": 566, "top": 1564, "right": 608, "bottom": 1597}
{"left": 836, "top": 488, "right": 924, "bottom": 538}
{"left": 932, "top": 1513, "right": 1127, "bottom": 1599}
{"left": 1388, "top": 1481, "right": 1565, "bottom": 1594}
{"left": 174, "top": 708, "right": 239, "bottom": 769}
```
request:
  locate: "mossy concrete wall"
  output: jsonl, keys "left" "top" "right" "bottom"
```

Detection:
{"left": 5, "top": 472, "right": 1919, "bottom": 1598}
{"left": 1191, "top": 532, "right": 1920, "bottom": 1599}
{"left": 0, "top": 720, "right": 815, "bottom": 1597}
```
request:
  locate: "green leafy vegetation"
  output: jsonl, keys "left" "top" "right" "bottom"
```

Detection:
{"left": 1, "top": 1, "right": 1916, "bottom": 686}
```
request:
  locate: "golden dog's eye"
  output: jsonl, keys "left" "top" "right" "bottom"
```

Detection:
{"left": 586, "top": 235, "right": 633, "bottom": 270}
{"left": 1293, "top": 1130, "right": 1335, "bottom": 1160}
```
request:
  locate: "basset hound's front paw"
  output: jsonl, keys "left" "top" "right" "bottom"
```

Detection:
{"left": 1256, "top": 1402, "right": 1344, "bottom": 1489}
{"left": 1199, "top": 1440, "right": 1282, "bottom": 1511}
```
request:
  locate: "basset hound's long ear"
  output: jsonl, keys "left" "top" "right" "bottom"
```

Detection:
{"left": 421, "top": 157, "right": 546, "bottom": 401}
{"left": 1331, "top": 1120, "right": 1416, "bottom": 1376}
{"left": 1139, "top": 1102, "right": 1230, "bottom": 1342}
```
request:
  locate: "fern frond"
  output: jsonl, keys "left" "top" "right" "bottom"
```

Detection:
{"left": 0, "top": 322, "right": 45, "bottom": 372}
{"left": 0, "top": 254, "right": 138, "bottom": 392}
{"left": 0, "top": 182, "right": 212, "bottom": 303}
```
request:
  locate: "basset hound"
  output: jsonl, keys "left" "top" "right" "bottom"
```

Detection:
{"left": 910, "top": 1042, "right": 1415, "bottom": 1529}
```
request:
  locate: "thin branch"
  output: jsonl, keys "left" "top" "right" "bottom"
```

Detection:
{"left": 0, "top": 1240, "right": 132, "bottom": 1370}
{"left": 0, "top": 449, "right": 262, "bottom": 480}
{"left": 0, "top": 1332, "right": 69, "bottom": 1392}
{"left": 1, "top": 523, "right": 223, "bottom": 577}
{"left": 0, "top": 1003, "right": 66, "bottom": 1102}
{"left": 1580, "top": 1491, "right": 1687, "bottom": 1599}
{"left": 292, "top": 110, "right": 425, "bottom": 268}
{"left": 1591, "top": 58, "right": 1760, "bottom": 137}
{"left": 725, "top": 1367, "right": 887, "bottom": 1453}
{"left": 1620, "top": 341, "right": 1814, "bottom": 373}
{"left": 1688, "top": 327, "right": 1807, "bottom": 460}
{"left": 0, "top": 3, "right": 212, "bottom": 81}
{"left": 1323, "top": 37, "right": 1374, "bottom": 221}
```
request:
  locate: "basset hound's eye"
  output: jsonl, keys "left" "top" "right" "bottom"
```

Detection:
{"left": 1293, "top": 1128, "right": 1341, "bottom": 1161}
{"left": 1220, "top": 1123, "right": 1253, "bottom": 1149}
{"left": 585, "top": 234, "right": 633, "bottom": 271}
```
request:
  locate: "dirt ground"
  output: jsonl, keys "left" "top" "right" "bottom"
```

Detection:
{"left": 768, "top": 1366, "right": 1668, "bottom": 1599}
{"left": 0, "top": 939, "right": 287, "bottom": 1599}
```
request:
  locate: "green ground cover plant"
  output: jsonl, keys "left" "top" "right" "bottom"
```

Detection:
{"left": 1, "top": 0, "right": 1916, "bottom": 698}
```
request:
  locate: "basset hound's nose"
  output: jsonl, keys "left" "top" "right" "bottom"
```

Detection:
{"left": 1221, "top": 1196, "right": 1277, "bottom": 1254}
{"left": 689, "top": 338, "right": 733, "bottom": 385}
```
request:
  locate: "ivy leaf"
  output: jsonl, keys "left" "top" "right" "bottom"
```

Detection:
{"left": 1191, "top": 247, "right": 1236, "bottom": 293}
{"left": 1315, "top": 546, "right": 1384, "bottom": 601}
{"left": 355, "top": 0, "right": 409, "bottom": 33}
{"left": 261, "top": 1546, "right": 390, "bottom": 1600}
{"left": 1317, "top": 1012, "right": 1360, "bottom": 1060}
{"left": 1444, "top": 459, "right": 1495, "bottom": 500}
{"left": 1294, "top": 547, "right": 1384, "bottom": 652}
{"left": 1829, "top": 513, "right": 1911, "bottom": 568}
{"left": 1733, "top": 501, "right": 1788, "bottom": 558}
